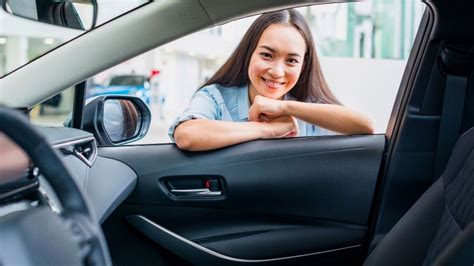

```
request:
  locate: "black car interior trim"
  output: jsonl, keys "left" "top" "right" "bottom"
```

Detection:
{"left": 72, "top": 80, "right": 86, "bottom": 129}
{"left": 126, "top": 214, "right": 362, "bottom": 264}
{"left": 52, "top": 136, "right": 98, "bottom": 167}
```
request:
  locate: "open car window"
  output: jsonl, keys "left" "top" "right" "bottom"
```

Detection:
{"left": 83, "top": 1, "right": 426, "bottom": 145}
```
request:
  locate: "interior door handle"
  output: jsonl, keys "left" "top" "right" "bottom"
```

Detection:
{"left": 170, "top": 188, "right": 222, "bottom": 196}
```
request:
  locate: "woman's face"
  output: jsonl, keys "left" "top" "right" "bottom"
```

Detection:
{"left": 248, "top": 23, "right": 306, "bottom": 102}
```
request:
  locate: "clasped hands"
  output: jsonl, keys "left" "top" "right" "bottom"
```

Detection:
{"left": 248, "top": 95, "right": 299, "bottom": 138}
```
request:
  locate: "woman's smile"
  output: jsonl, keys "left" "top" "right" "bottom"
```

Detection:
{"left": 261, "top": 77, "right": 285, "bottom": 89}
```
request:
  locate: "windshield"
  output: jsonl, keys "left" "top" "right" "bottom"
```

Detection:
{"left": 0, "top": 0, "right": 150, "bottom": 77}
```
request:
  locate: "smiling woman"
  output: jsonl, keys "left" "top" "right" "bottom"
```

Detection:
{"left": 170, "top": 9, "right": 374, "bottom": 151}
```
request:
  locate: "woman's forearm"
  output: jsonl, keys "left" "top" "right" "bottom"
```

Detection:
{"left": 173, "top": 119, "right": 266, "bottom": 151}
{"left": 283, "top": 101, "right": 375, "bottom": 134}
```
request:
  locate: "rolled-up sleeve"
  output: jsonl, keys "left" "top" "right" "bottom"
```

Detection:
{"left": 168, "top": 86, "right": 222, "bottom": 142}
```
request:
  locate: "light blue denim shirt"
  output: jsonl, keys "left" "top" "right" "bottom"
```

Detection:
{"left": 168, "top": 84, "right": 332, "bottom": 142}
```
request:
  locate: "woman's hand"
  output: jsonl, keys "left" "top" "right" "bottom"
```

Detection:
{"left": 249, "top": 95, "right": 287, "bottom": 122}
{"left": 248, "top": 95, "right": 297, "bottom": 137}
{"left": 261, "top": 116, "right": 299, "bottom": 138}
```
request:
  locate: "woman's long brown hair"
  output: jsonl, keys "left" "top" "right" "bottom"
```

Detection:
{"left": 201, "top": 9, "right": 340, "bottom": 104}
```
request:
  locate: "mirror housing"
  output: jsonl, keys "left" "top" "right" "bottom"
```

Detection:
{"left": 82, "top": 95, "right": 151, "bottom": 145}
{"left": 2, "top": 0, "right": 98, "bottom": 30}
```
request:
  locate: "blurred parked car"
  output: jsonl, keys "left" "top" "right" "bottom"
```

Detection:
{"left": 87, "top": 74, "right": 151, "bottom": 105}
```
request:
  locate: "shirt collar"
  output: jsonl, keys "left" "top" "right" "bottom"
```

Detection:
{"left": 238, "top": 84, "right": 250, "bottom": 120}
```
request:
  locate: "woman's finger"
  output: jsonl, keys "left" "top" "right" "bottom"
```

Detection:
{"left": 248, "top": 104, "right": 261, "bottom": 122}
{"left": 259, "top": 115, "right": 270, "bottom": 122}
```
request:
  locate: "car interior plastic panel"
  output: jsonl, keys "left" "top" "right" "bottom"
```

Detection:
{"left": 87, "top": 156, "right": 137, "bottom": 224}
{"left": 37, "top": 127, "right": 138, "bottom": 224}
{"left": 125, "top": 214, "right": 363, "bottom": 265}
{"left": 100, "top": 134, "right": 385, "bottom": 264}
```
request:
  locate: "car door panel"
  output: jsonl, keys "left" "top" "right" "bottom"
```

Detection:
{"left": 100, "top": 135, "right": 385, "bottom": 264}
{"left": 124, "top": 213, "right": 364, "bottom": 265}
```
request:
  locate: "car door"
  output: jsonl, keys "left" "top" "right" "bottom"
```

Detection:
{"left": 99, "top": 134, "right": 384, "bottom": 265}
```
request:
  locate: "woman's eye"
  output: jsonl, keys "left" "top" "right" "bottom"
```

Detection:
{"left": 260, "top": 52, "right": 272, "bottom": 59}
{"left": 287, "top": 58, "right": 299, "bottom": 64}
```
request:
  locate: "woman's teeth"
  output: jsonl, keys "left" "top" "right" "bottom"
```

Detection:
{"left": 262, "top": 78, "right": 283, "bottom": 87}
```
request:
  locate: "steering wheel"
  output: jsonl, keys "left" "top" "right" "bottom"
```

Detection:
{"left": 0, "top": 106, "right": 111, "bottom": 266}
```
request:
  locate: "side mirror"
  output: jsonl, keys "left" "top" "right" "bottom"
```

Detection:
{"left": 82, "top": 96, "right": 151, "bottom": 145}
{"left": 2, "top": 0, "right": 98, "bottom": 30}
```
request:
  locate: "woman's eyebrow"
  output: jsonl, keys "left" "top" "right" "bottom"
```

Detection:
{"left": 259, "top": 45, "right": 302, "bottom": 57}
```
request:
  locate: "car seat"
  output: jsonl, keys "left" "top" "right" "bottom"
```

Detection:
{"left": 364, "top": 127, "right": 474, "bottom": 265}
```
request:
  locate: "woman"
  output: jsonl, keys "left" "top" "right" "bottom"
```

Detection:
{"left": 169, "top": 9, "right": 374, "bottom": 151}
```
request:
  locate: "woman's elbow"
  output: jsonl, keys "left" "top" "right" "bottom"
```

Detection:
{"left": 360, "top": 117, "right": 375, "bottom": 134}
{"left": 175, "top": 135, "right": 193, "bottom": 150}
{"left": 174, "top": 124, "right": 195, "bottom": 151}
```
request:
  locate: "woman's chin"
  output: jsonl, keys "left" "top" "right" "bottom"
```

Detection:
{"left": 253, "top": 83, "right": 287, "bottom": 99}
{"left": 261, "top": 92, "right": 284, "bottom": 100}
{"left": 261, "top": 88, "right": 285, "bottom": 99}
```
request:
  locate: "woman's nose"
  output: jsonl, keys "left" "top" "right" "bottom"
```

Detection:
{"left": 268, "top": 62, "right": 284, "bottom": 77}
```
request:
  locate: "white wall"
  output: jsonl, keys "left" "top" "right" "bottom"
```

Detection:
{"left": 321, "top": 57, "right": 406, "bottom": 133}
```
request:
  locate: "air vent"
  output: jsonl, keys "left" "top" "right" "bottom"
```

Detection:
{"left": 73, "top": 138, "right": 97, "bottom": 167}
{"left": 54, "top": 137, "right": 97, "bottom": 167}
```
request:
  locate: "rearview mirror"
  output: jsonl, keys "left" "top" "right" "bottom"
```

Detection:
{"left": 2, "top": 0, "right": 98, "bottom": 30}
{"left": 82, "top": 96, "right": 151, "bottom": 145}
